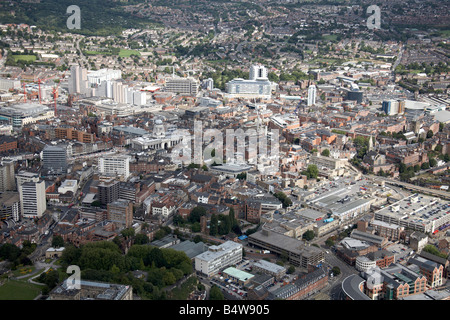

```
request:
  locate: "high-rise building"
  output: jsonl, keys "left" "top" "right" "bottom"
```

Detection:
{"left": 382, "top": 100, "right": 405, "bottom": 116}
{"left": 107, "top": 199, "right": 133, "bottom": 228}
{"left": 0, "top": 159, "right": 16, "bottom": 192}
{"left": 42, "top": 145, "right": 68, "bottom": 175}
{"left": 249, "top": 65, "right": 268, "bottom": 81}
{"left": 68, "top": 65, "right": 89, "bottom": 95}
{"left": 98, "top": 155, "right": 130, "bottom": 179}
{"left": 15, "top": 171, "right": 40, "bottom": 187}
{"left": 307, "top": 84, "right": 317, "bottom": 106}
{"left": 19, "top": 180, "right": 46, "bottom": 219}
{"left": 98, "top": 179, "right": 120, "bottom": 205}
{"left": 202, "top": 78, "right": 214, "bottom": 91}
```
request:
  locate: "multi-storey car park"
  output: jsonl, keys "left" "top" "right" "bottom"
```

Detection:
{"left": 374, "top": 193, "right": 450, "bottom": 234}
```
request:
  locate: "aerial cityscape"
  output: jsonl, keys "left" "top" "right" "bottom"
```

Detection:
{"left": 0, "top": 0, "right": 449, "bottom": 307}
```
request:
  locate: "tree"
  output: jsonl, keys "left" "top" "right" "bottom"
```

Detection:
{"left": 134, "top": 234, "right": 150, "bottom": 245}
{"left": 287, "top": 265, "right": 296, "bottom": 274}
{"left": 302, "top": 230, "right": 315, "bottom": 241}
{"left": 426, "top": 130, "right": 434, "bottom": 139}
{"left": 51, "top": 235, "right": 65, "bottom": 248}
{"left": 189, "top": 206, "right": 207, "bottom": 223}
{"left": 331, "top": 266, "right": 341, "bottom": 276}
{"left": 303, "top": 164, "right": 319, "bottom": 179}
{"left": 429, "top": 158, "right": 437, "bottom": 167}
{"left": 274, "top": 192, "right": 292, "bottom": 208}
{"left": 209, "top": 285, "right": 224, "bottom": 300}
{"left": 325, "top": 238, "right": 335, "bottom": 247}
{"left": 421, "top": 162, "right": 430, "bottom": 170}
{"left": 209, "top": 214, "right": 218, "bottom": 236}
{"left": 321, "top": 149, "right": 330, "bottom": 157}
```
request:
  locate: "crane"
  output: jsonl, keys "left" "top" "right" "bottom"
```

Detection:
{"left": 32, "top": 69, "right": 69, "bottom": 116}
{"left": 50, "top": 68, "right": 69, "bottom": 117}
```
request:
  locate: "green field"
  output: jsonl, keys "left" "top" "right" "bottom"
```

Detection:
{"left": 12, "top": 55, "right": 37, "bottom": 62}
{"left": 119, "top": 49, "right": 141, "bottom": 57}
{"left": 0, "top": 280, "right": 43, "bottom": 300}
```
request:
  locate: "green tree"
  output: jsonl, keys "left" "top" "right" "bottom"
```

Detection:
{"left": 189, "top": 206, "right": 207, "bottom": 223}
{"left": 51, "top": 235, "right": 65, "bottom": 248}
{"left": 209, "top": 285, "right": 224, "bottom": 300}
{"left": 331, "top": 266, "right": 341, "bottom": 276}
{"left": 426, "top": 130, "right": 434, "bottom": 139}
{"left": 325, "top": 237, "right": 335, "bottom": 247}
{"left": 210, "top": 214, "right": 219, "bottom": 236}
{"left": 134, "top": 234, "right": 150, "bottom": 245}
{"left": 302, "top": 230, "right": 315, "bottom": 241}
{"left": 321, "top": 149, "right": 330, "bottom": 157}
{"left": 303, "top": 164, "right": 319, "bottom": 179}
{"left": 429, "top": 158, "right": 437, "bottom": 167}
{"left": 421, "top": 162, "right": 430, "bottom": 170}
{"left": 287, "top": 265, "right": 296, "bottom": 274}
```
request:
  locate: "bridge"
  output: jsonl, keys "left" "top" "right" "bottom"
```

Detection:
{"left": 369, "top": 176, "right": 450, "bottom": 200}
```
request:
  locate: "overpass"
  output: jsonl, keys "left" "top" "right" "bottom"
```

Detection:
{"left": 369, "top": 176, "right": 450, "bottom": 200}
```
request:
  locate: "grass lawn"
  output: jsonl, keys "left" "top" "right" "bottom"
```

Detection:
{"left": 12, "top": 55, "right": 37, "bottom": 62}
{"left": 0, "top": 280, "right": 43, "bottom": 300}
{"left": 119, "top": 49, "right": 141, "bottom": 57}
{"left": 12, "top": 266, "right": 35, "bottom": 277}
{"left": 322, "top": 34, "right": 338, "bottom": 41}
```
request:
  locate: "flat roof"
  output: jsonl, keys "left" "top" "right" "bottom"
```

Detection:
{"left": 223, "top": 267, "right": 254, "bottom": 281}
{"left": 195, "top": 241, "right": 242, "bottom": 262}
{"left": 253, "top": 259, "right": 286, "bottom": 273}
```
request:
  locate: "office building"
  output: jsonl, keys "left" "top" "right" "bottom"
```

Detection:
{"left": 43, "top": 145, "right": 68, "bottom": 175}
{"left": 19, "top": 180, "right": 46, "bottom": 219}
{"left": 98, "top": 155, "right": 130, "bottom": 179}
{"left": 347, "top": 90, "right": 364, "bottom": 104}
{"left": 0, "top": 159, "right": 16, "bottom": 192}
{"left": 202, "top": 78, "right": 214, "bottom": 91}
{"left": 307, "top": 84, "right": 317, "bottom": 106}
{"left": 165, "top": 77, "right": 199, "bottom": 96}
{"left": 15, "top": 171, "right": 40, "bottom": 187}
{"left": 107, "top": 199, "right": 133, "bottom": 228}
{"left": 194, "top": 241, "right": 243, "bottom": 277}
{"left": 226, "top": 78, "right": 272, "bottom": 99}
{"left": 0, "top": 78, "right": 21, "bottom": 91}
{"left": 97, "top": 179, "right": 120, "bottom": 205}
{"left": 382, "top": 100, "right": 406, "bottom": 116}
